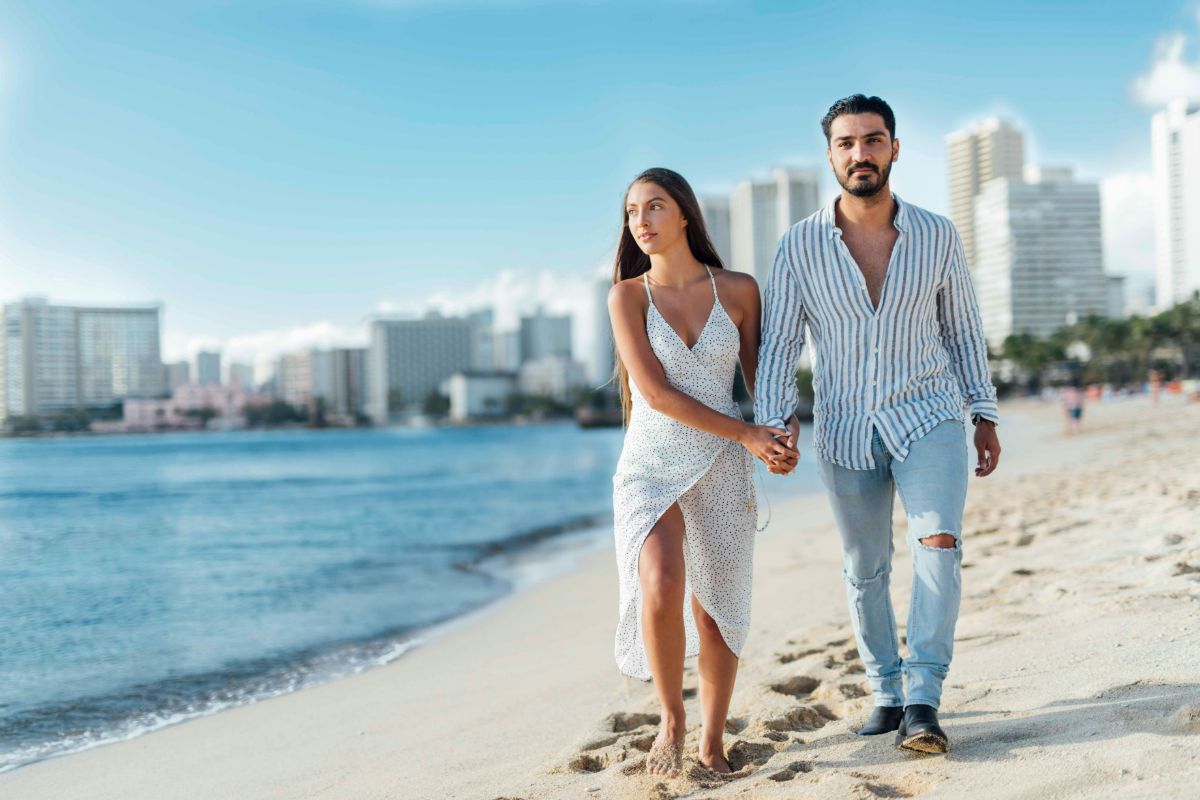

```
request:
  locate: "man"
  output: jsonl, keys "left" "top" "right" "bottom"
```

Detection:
{"left": 755, "top": 94, "right": 1001, "bottom": 754}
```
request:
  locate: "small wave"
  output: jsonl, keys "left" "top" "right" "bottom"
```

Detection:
{"left": 439, "top": 513, "right": 611, "bottom": 562}
{"left": 0, "top": 631, "right": 427, "bottom": 774}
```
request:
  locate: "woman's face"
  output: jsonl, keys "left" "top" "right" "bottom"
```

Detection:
{"left": 625, "top": 181, "right": 687, "bottom": 256}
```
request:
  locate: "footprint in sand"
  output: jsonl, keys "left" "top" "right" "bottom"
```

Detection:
{"left": 770, "top": 674, "right": 820, "bottom": 698}
{"left": 764, "top": 705, "right": 836, "bottom": 732}
{"left": 568, "top": 712, "right": 661, "bottom": 774}
{"left": 848, "top": 771, "right": 917, "bottom": 798}
{"left": 606, "top": 711, "right": 659, "bottom": 732}
{"left": 777, "top": 646, "right": 823, "bottom": 664}
{"left": 853, "top": 780, "right": 915, "bottom": 798}
{"left": 567, "top": 753, "right": 607, "bottom": 773}
{"left": 726, "top": 739, "right": 785, "bottom": 771}
{"left": 767, "top": 760, "right": 814, "bottom": 782}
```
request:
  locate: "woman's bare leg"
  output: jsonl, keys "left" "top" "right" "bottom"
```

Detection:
{"left": 639, "top": 503, "right": 687, "bottom": 777}
{"left": 692, "top": 594, "right": 737, "bottom": 773}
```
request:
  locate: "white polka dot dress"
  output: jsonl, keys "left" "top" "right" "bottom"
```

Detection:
{"left": 612, "top": 266, "right": 757, "bottom": 681}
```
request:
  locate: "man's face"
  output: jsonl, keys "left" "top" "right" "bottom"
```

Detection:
{"left": 826, "top": 113, "right": 899, "bottom": 198}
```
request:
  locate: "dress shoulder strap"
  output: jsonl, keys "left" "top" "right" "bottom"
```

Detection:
{"left": 642, "top": 272, "right": 653, "bottom": 303}
{"left": 705, "top": 265, "right": 718, "bottom": 300}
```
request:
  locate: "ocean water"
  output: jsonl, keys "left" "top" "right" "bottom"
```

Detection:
{"left": 0, "top": 421, "right": 818, "bottom": 772}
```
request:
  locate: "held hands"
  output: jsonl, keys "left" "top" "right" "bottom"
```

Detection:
{"left": 740, "top": 418, "right": 800, "bottom": 475}
{"left": 767, "top": 415, "right": 802, "bottom": 475}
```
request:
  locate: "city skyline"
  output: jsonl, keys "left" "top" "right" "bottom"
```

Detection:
{"left": 0, "top": 2, "right": 1198, "bottom": 371}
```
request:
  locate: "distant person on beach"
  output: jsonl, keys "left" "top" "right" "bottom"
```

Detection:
{"left": 1062, "top": 382, "right": 1084, "bottom": 435}
{"left": 755, "top": 95, "right": 1001, "bottom": 755}
{"left": 608, "top": 167, "right": 798, "bottom": 777}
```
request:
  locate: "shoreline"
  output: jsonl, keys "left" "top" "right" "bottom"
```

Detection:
{"left": 0, "top": 512, "right": 620, "bottom": 777}
{"left": 2, "top": 396, "right": 1197, "bottom": 799}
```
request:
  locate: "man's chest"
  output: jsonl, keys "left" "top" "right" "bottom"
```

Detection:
{"left": 798, "top": 235, "right": 945, "bottom": 321}
{"left": 841, "top": 230, "right": 899, "bottom": 300}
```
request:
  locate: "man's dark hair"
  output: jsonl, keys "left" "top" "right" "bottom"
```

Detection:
{"left": 821, "top": 94, "right": 896, "bottom": 143}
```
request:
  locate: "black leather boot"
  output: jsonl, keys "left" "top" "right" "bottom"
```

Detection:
{"left": 895, "top": 704, "right": 949, "bottom": 753}
{"left": 857, "top": 705, "right": 904, "bottom": 736}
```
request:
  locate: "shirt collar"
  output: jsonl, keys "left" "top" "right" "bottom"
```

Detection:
{"left": 823, "top": 192, "right": 908, "bottom": 238}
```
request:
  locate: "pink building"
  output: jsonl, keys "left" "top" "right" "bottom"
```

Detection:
{"left": 121, "top": 383, "right": 272, "bottom": 431}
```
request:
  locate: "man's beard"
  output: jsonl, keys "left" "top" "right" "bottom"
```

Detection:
{"left": 838, "top": 161, "right": 892, "bottom": 198}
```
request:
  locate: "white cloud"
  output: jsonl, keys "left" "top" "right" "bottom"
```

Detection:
{"left": 165, "top": 264, "right": 617, "bottom": 381}
{"left": 162, "top": 321, "right": 367, "bottom": 379}
{"left": 1133, "top": 30, "right": 1200, "bottom": 106}
{"left": 1101, "top": 171, "right": 1157, "bottom": 311}
{"left": 375, "top": 262, "right": 611, "bottom": 355}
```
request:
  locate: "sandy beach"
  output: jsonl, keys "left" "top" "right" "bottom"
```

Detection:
{"left": 2, "top": 395, "right": 1198, "bottom": 800}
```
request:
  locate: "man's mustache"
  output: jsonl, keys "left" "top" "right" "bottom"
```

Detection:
{"left": 848, "top": 163, "right": 878, "bottom": 176}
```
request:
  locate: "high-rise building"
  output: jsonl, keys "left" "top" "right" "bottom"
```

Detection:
{"left": 196, "top": 351, "right": 221, "bottom": 386}
{"left": 227, "top": 362, "right": 255, "bottom": 390}
{"left": 367, "top": 314, "right": 473, "bottom": 422}
{"left": 772, "top": 167, "right": 821, "bottom": 236}
{"left": 729, "top": 168, "right": 821, "bottom": 284}
{"left": 1151, "top": 99, "right": 1200, "bottom": 307}
{"left": 276, "top": 351, "right": 315, "bottom": 407}
{"left": 164, "top": 361, "right": 191, "bottom": 392}
{"left": 518, "top": 356, "right": 588, "bottom": 402}
{"left": 698, "top": 195, "right": 732, "bottom": 268}
{"left": 493, "top": 329, "right": 521, "bottom": 372}
{"left": 946, "top": 118, "right": 1026, "bottom": 272}
{"left": 76, "top": 307, "right": 164, "bottom": 406}
{"left": 592, "top": 276, "right": 615, "bottom": 386}
{"left": 1106, "top": 275, "right": 1128, "bottom": 320}
{"left": 518, "top": 308, "right": 571, "bottom": 363}
{"left": 275, "top": 348, "right": 366, "bottom": 418}
{"left": 327, "top": 348, "right": 367, "bottom": 418}
{"left": 467, "top": 308, "right": 495, "bottom": 371}
{"left": 1, "top": 298, "right": 162, "bottom": 422}
{"left": 973, "top": 168, "right": 1110, "bottom": 348}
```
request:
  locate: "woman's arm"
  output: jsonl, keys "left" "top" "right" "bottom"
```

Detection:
{"left": 608, "top": 280, "right": 794, "bottom": 465}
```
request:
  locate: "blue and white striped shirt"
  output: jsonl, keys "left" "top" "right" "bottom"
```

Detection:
{"left": 755, "top": 194, "right": 999, "bottom": 470}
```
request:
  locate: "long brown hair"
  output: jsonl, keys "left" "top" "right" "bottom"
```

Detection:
{"left": 611, "top": 168, "right": 726, "bottom": 423}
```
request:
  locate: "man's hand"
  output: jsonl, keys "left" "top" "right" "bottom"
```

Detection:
{"left": 768, "top": 415, "right": 802, "bottom": 475}
{"left": 973, "top": 420, "right": 1001, "bottom": 477}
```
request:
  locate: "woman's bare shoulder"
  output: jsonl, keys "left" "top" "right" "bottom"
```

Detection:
{"left": 608, "top": 276, "right": 649, "bottom": 313}
{"left": 713, "top": 268, "right": 760, "bottom": 303}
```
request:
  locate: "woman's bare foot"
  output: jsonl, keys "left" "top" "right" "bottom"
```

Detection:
{"left": 698, "top": 739, "right": 731, "bottom": 774}
{"left": 646, "top": 718, "right": 686, "bottom": 777}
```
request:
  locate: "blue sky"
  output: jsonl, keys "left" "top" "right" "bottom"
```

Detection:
{"left": 0, "top": 1, "right": 1197, "bottom": 368}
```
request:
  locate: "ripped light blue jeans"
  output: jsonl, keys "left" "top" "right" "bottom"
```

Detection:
{"left": 817, "top": 420, "right": 967, "bottom": 709}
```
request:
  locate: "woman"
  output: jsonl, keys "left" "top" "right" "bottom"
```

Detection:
{"left": 608, "top": 168, "right": 797, "bottom": 776}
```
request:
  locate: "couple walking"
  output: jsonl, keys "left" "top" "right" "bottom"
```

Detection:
{"left": 608, "top": 94, "right": 1002, "bottom": 776}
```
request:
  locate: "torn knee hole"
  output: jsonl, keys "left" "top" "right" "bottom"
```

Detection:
{"left": 918, "top": 533, "right": 958, "bottom": 549}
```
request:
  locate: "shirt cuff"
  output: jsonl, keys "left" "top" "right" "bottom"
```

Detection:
{"left": 968, "top": 399, "right": 1000, "bottom": 426}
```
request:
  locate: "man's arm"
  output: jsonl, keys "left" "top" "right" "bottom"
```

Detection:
{"left": 755, "top": 228, "right": 808, "bottom": 471}
{"left": 938, "top": 225, "right": 1001, "bottom": 476}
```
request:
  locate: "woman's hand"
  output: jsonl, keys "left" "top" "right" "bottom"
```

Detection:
{"left": 739, "top": 423, "right": 799, "bottom": 469}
